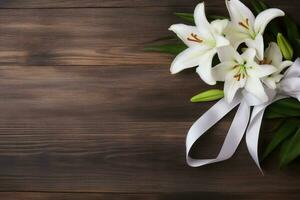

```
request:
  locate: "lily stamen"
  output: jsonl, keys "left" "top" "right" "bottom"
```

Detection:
{"left": 234, "top": 72, "right": 247, "bottom": 81}
{"left": 259, "top": 58, "right": 272, "bottom": 65}
{"left": 233, "top": 65, "right": 248, "bottom": 81}
{"left": 187, "top": 33, "right": 203, "bottom": 43}
{"left": 238, "top": 18, "right": 249, "bottom": 29}
{"left": 234, "top": 74, "right": 242, "bottom": 81}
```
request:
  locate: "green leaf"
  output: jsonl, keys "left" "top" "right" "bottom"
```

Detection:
{"left": 293, "top": 39, "right": 300, "bottom": 57}
{"left": 191, "top": 89, "right": 224, "bottom": 103}
{"left": 174, "top": 13, "right": 194, "bottom": 23}
{"left": 269, "top": 119, "right": 285, "bottom": 132}
{"left": 277, "top": 33, "right": 294, "bottom": 60}
{"left": 264, "top": 109, "right": 287, "bottom": 119}
{"left": 274, "top": 98, "right": 300, "bottom": 110}
{"left": 257, "top": 0, "right": 268, "bottom": 10}
{"left": 267, "top": 105, "right": 300, "bottom": 118}
{"left": 266, "top": 98, "right": 300, "bottom": 119}
{"left": 269, "top": 22, "right": 281, "bottom": 39}
{"left": 284, "top": 17, "right": 300, "bottom": 42}
{"left": 249, "top": 0, "right": 265, "bottom": 14}
{"left": 280, "top": 128, "right": 300, "bottom": 167}
{"left": 262, "top": 121, "right": 298, "bottom": 160}
{"left": 144, "top": 44, "right": 187, "bottom": 55}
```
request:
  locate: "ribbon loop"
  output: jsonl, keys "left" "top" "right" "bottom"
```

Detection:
{"left": 186, "top": 58, "right": 300, "bottom": 171}
{"left": 186, "top": 96, "right": 250, "bottom": 167}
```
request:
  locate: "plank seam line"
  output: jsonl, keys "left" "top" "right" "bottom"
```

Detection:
{"left": 0, "top": 191, "right": 298, "bottom": 194}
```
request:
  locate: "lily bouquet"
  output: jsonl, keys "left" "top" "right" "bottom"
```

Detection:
{"left": 146, "top": 0, "right": 300, "bottom": 171}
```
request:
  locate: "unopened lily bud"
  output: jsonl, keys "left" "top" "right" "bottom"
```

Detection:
{"left": 191, "top": 89, "right": 224, "bottom": 103}
{"left": 277, "top": 33, "right": 294, "bottom": 60}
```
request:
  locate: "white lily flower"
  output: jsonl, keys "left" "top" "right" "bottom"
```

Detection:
{"left": 225, "top": 0, "right": 284, "bottom": 60}
{"left": 262, "top": 42, "right": 294, "bottom": 89}
{"left": 212, "top": 46, "right": 277, "bottom": 103}
{"left": 169, "top": 2, "right": 230, "bottom": 85}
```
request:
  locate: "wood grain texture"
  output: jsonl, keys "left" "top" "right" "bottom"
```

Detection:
{"left": 0, "top": 0, "right": 199, "bottom": 8}
{"left": 0, "top": 65, "right": 299, "bottom": 194}
{"left": 0, "top": 2, "right": 298, "bottom": 68}
{"left": 0, "top": 0, "right": 297, "bottom": 9}
{"left": 0, "top": 192, "right": 299, "bottom": 200}
{"left": 0, "top": 8, "right": 174, "bottom": 67}
{"left": 0, "top": 0, "right": 299, "bottom": 199}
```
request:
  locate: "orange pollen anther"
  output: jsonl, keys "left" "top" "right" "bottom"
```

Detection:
{"left": 259, "top": 58, "right": 272, "bottom": 65}
{"left": 187, "top": 33, "right": 203, "bottom": 43}
{"left": 238, "top": 18, "right": 249, "bottom": 29}
{"left": 234, "top": 74, "right": 242, "bottom": 81}
{"left": 234, "top": 73, "right": 246, "bottom": 81}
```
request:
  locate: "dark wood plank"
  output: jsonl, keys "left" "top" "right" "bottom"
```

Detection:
{"left": 0, "top": 5, "right": 298, "bottom": 67}
{"left": 0, "top": 65, "right": 211, "bottom": 122}
{"left": 0, "top": 8, "right": 174, "bottom": 67}
{"left": 0, "top": 0, "right": 299, "bottom": 198}
{"left": 0, "top": 66, "right": 299, "bottom": 193}
{"left": 1, "top": 4, "right": 300, "bottom": 68}
{"left": 0, "top": 0, "right": 199, "bottom": 8}
{"left": 0, "top": 192, "right": 299, "bottom": 200}
{"left": 0, "top": 0, "right": 297, "bottom": 9}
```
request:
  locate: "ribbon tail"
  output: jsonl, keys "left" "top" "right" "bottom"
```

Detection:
{"left": 186, "top": 97, "right": 250, "bottom": 167}
{"left": 245, "top": 105, "right": 266, "bottom": 174}
{"left": 246, "top": 96, "right": 287, "bottom": 173}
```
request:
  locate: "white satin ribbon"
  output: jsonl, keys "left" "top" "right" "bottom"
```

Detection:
{"left": 186, "top": 58, "right": 300, "bottom": 170}
{"left": 245, "top": 58, "right": 300, "bottom": 171}
{"left": 186, "top": 94, "right": 250, "bottom": 167}
{"left": 245, "top": 95, "right": 286, "bottom": 173}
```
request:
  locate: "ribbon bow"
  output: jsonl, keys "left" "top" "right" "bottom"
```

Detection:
{"left": 186, "top": 58, "right": 300, "bottom": 172}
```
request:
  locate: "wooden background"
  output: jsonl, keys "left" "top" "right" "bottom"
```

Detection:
{"left": 0, "top": 0, "right": 299, "bottom": 199}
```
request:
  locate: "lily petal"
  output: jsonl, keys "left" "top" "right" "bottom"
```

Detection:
{"left": 247, "top": 64, "right": 277, "bottom": 78}
{"left": 194, "top": 3, "right": 214, "bottom": 40}
{"left": 245, "top": 34, "right": 264, "bottom": 60}
{"left": 226, "top": 0, "right": 255, "bottom": 25}
{"left": 241, "top": 48, "right": 256, "bottom": 64}
{"left": 265, "top": 42, "right": 282, "bottom": 67}
{"left": 284, "top": 58, "right": 300, "bottom": 78}
{"left": 224, "top": 78, "right": 241, "bottom": 103}
{"left": 280, "top": 60, "right": 294, "bottom": 71}
{"left": 212, "top": 61, "right": 236, "bottom": 81}
{"left": 211, "top": 19, "right": 229, "bottom": 35}
{"left": 245, "top": 77, "right": 268, "bottom": 102}
{"left": 254, "top": 8, "right": 285, "bottom": 35}
{"left": 196, "top": 49, "right": 217, "bottom": 85}
{"left": 215, "top": 35, "right": 230, "bottom": 47}
{"left": 224, "top": 23, "right": 249, "bottom": 49}
{"left": 274, "top": 74, "right": 284, "bottom": 82}
{"left": 262, "top": 77, "right": 277, "bottom": 90}
{"left": 217, "top": 45, "right": 243, "bottom": 63}
{"left": 169, "top": 24, "right": 201, "bottom": 47}
{"left": 170, "top": 45, "right": 211, "bottom": 74}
